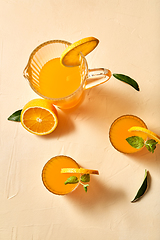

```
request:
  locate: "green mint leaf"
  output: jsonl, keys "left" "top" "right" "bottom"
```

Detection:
{"left": 80, "top": 174, "right": 90, "bottom": 183}
{"left": 145, "top": 139, "right": 158, "bottom": 153}
{"left": 131, "top": 169, "right": 149, "bottom": 203}
{"left": 113, "top": 73, "right": 140, "bottom": 91}
{"left": 126, "top": 136, "right": 144, "bottom": 149}
{"left": 83, "top": 184, "right": 89, "bottom": 193}
{"left": 8, "top": 109, "right": 22, "bottom": 122}
{"left": 64, "top": 176, "right": 79, "bottom": 185}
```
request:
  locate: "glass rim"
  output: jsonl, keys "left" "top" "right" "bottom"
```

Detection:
{"left": 110, "top": 114, "right": 147, "bottom": 129}
{"left": 109, "top": 114, "right": 148, "bottom": 154}
{"left": 41, "top": 155, "right": 80, "bottom": 196}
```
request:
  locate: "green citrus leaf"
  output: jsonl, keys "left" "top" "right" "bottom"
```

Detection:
{"left": 8, "top": 109, "right": 22, "bottom": 122}
{"left": 126, "top": 136, "right": 144, "bottom": 149}
{"left": 80, "top": 174, "right": 90, "bottom": 183}
{"left": 131, "top": 169, "right": 149, "bottom": 203}
{"left": 113, "top": 73, "right": 140, "bottom": 91}
{"left": 64, "top": 176, "right": 79, "bottom": 185}
{"left": 145, "top": 139, "right": 158, "bottom": 153}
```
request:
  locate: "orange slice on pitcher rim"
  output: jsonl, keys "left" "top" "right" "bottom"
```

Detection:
{"left": 128, "top": 126, "right": 160, "bottom": 144}
{"left": 61, "top": 168, "right": 99, "bottom": 175}
{"left": 21, "top": 99, "right": 58, "bottom": 135}
{"left": 60, "top": 37, "right": 99, "bottom": 67}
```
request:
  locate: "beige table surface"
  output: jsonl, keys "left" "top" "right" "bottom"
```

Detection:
{"left": 1, "top": 0, "right": 160, "bottom": 239}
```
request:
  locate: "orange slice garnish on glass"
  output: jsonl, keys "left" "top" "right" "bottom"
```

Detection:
{"left": 61, "top": 168, "right": 99, "bottom": 175}
{"left": 128, "top": 126, "right": 160, "bottom": 144}
{"left": 21, "top": 99, "right": 58, "bottom": 135}
{"left": 60, "top": 37, "right": 99, "bottom": 67}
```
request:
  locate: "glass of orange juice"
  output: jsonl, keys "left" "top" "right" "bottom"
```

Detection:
{"left": 109, "top": 115, "right": 148, "bottom": 153}
{"left": 42, "top": 155, "right": 81, "bottom": 195}
{"left": 23, "top": 40, "right": 112, "bottom": 109}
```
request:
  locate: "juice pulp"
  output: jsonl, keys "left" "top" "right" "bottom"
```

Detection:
{"left": 42, "top": 155, "right": 80, "bottom": 195}
{"left": 109, "top": 115, "right": 148, "bottom": 153}
{"left": 39, "top": 58, "right": 82, "bottom": 98}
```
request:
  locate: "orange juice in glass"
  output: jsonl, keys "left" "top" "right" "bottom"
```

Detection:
{"left": 42, "top": 155, "right": 80, "bottom": 195}
{"left": 109, "top": 115, "right": 148, "bottom": 153}
{"left": 23, "top": 40, "right": 112, "bottom": 109}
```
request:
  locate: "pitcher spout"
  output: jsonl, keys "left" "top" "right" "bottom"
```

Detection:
{"left": 23, "top": 65, "right": 30, "bottom": 80}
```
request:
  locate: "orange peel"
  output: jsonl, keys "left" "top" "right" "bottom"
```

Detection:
{"left": 128, "top": 126, "right": 160, "bottom": 144}
{"left": 60, "top": 37, "right": 99, "bottom": 67}
{"left": 61, "top": 168, "right": 99, "bottom": 175}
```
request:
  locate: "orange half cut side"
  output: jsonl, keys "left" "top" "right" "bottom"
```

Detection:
{"left": 21, "top": 99, "right": 58, "bottom": 135}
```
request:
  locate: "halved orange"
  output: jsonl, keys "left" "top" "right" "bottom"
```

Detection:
{"left": 21, "top": 99, "right": 58, "bottom": 135}
{"left": 60, "top": 37, "right": 99, "bottom": 67}
{"left": 128, "top": 126, "right": 160, "bottom": 144}
{"left": 61, "top": 168, "right": 99, "bottom": 175}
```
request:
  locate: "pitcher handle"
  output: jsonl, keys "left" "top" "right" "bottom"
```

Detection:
{"left": 84, "top": 68, "right": 112, "bottom": 90}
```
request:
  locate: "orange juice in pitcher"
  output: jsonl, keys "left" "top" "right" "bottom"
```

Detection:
{"left": 23, "top": 39, "right": 112, "bottom": 109}
{"left": 39, "top": 58, "right": 81, "bottom": 98}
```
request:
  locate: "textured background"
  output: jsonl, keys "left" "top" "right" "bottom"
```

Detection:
{"left": 0, "top": 0, "right": 160, "bottom": 239}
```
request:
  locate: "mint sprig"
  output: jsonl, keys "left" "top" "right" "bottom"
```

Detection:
{"left": 126, "top": 136, "right": 144, "bottom": 149}
{"left": 83, "top": 184, "right": 89, "bottom": 192}
{"left": 145, "top": 139, "right": 158, "bottom": 153}
{"left": 64, "top": 176, "right": 79, "bottom": 185}
{"left": 80, "top": 174, "right": 90, "bottom": 182}
{"left": 126, "top": 136, "right": 158, "bottom": 153}
{"left": 64, "top": 174, "right": 90, "bottom": 192}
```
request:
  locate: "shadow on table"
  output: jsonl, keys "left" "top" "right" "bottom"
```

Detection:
{"left": 41, "top": 84, "right": 139, "bottom": 140}
{"left": 66, "top": 174, "right": 126, "bottom": 212}
{"left": 39, "top": 107, "right": 76, "bottom": 140}
{"left": 62, "top": 86, "right": 138, "bottom": 118}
